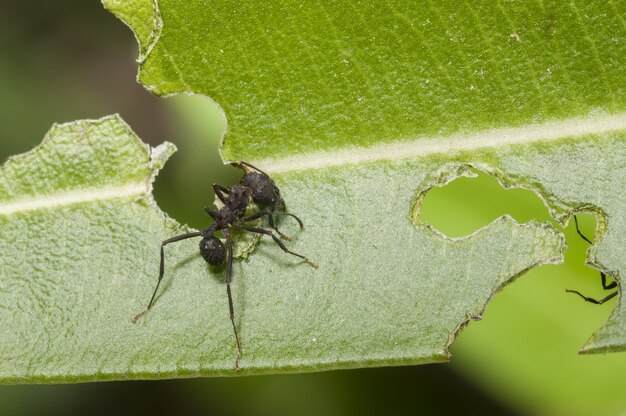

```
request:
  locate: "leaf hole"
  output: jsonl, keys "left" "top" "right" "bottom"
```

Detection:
{"left": 419, "top": 169, "right": 552, "bottom": 238}
{"left": 417, "top": 167, "right": 617, "bottom": 303}
{"left": 152, "top": 94, "right": 238, "bottom": 230}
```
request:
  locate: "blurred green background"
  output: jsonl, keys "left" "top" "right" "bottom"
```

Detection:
{"left": 0, "top": 2, "right": 624, "bottom": 415}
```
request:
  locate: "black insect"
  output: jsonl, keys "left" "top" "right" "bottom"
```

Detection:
{"left": 131, "top": 161, "right": 318, "bottom": 369}
{"left": 565, "top": 215, "right": 617, "bottom": 304}
{"left": 238, "top": 161, "right": 303, "bottom": 241}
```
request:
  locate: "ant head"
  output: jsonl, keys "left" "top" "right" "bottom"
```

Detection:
{"left": 226, "top": 185, "right": 252, "bottom": 212}
{"left": 241, "top": 171, "right": 281, "bottom": 207}
{"left": 199, "top": 236, "right": 226, "bottom": 266}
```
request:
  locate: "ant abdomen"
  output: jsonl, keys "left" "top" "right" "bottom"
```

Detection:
{"left": 200, "top": 236, "right": 226, "bottom": 266}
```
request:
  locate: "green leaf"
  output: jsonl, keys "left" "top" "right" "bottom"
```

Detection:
{"left": 0, "top": 1, "right": 622, "bottom": 383}
{"left": 105, "top": 0, "right": 624, "bottom": 161}
{"left": 0, "top": 115, "right": 567, "bottom": 382}
{"left": 101, "top": 0, "right": 625, "bottom": 354}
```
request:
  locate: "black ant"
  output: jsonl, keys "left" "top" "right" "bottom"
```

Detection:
{"left": 566, "top": 215, "right": 617, "bottom": 304}
{"left": 131, "top": 161, "right": 318, "bottom": 369}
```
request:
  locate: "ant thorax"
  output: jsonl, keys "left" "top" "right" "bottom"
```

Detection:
{"left": 213, "top": 189, "right": 261, "bottom": 259}
{"left": 225, "top": 185, "right": 252, "bottom": 214}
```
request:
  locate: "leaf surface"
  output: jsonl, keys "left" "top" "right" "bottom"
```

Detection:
{"left": 0, "top": 1, "right": 623, "bottom": 382}
{"left": 104, "top": 0, "right": 626, "bottom": 353}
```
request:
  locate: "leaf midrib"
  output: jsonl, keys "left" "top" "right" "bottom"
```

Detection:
{"left": 248, "top": 112, "right": 626, "bottom": 173}
{"left": 0, "top": 182, "right": 149, "bottom": 215}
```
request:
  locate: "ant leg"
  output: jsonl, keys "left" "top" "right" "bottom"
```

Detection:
{"left": 572, "top": 214, "right": 618, "bottom": 293}
{"left": 204, "top": 207, "right": 218, "bottom": 220}
{"left": 131, "top": 232, "right": 203, "bottom": 323}
{"left": 565, "top": 273, "right": 618, "bottom": 304}
{"left": 241, "top": 208, "right": 271, "bottom": 222}
{"left": 273, "top": 213, "right": 304, "bottom": 229}
{"left": 224, "top": 232, "right": 242, "bottom": 370}
{"left": 233, "top": 224, "right": 318, "bottom": 269}
{"left": 565, "top": 289, "right": 617, "bottom": 305}
{"left": 237, "top": 161, "right": 268, "bottom": 175}
{"left": 242, "top": 209, "right": 292, "bottom": 240}
{"left": 266, "top": 214, "right": 292, "bottom": 240}
{"left": 242, "top": 209, "right": 304, "bottom": 236}
{"left": 266, "top": 211, "right": 305, "bottom": 240}
{"left": 212, "top": 183, "right": 231, "bottom": 204}
{"left": 601, "top": 272, "right": 618, "bottom": 290}
{"left": 573, "top": 215, "right": 593, "bottom": 244}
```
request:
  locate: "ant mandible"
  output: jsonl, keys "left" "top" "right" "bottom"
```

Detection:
{"left": 566, "top": 215, "right": 618, "bottom": 304}
{"left": 131, "top": 161, "right": 318, "bottom": 369}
